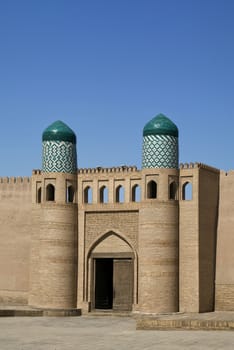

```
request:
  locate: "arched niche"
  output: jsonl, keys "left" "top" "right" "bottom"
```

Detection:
{"left": 84, "top": 186, "right": 93, "bottom": 204}
{"left": 46, "top": 184, "right": 55, "bottom": 201}
{"left": 132, "top": 184, "right": 141, "bottom": 202}
{"left": 116, "top": 185, "right": 124, "bottom": 203}
{"left": 182, "top": 182, "right": 193, "bottom": 200}
{"left": 100, "top": 186, "right": 108, "bottom": 203}
{"left": 147, "top": 180, "right": 157, "bottom": 199}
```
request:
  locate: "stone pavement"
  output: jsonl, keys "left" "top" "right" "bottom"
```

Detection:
{"left": 0, "top": 315, "right": 234, "bottom": 350}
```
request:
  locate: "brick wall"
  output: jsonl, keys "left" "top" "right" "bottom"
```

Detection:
{"left": 0, "top": 177, "right": 31, "bottom": 305}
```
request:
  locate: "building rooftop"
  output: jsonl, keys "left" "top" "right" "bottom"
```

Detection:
{"left": 143, "top": 113, "right": 178, "bottom": 137}
{"left": 42, "top": 120, "right": 76, "bottom": 144}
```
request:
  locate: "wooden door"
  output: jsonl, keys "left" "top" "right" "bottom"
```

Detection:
{"left": 113, "top": 259, "right": 133, "bottom": 311}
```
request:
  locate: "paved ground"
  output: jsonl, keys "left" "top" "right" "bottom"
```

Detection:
{"left": 0, "top": 316, "right": 234, "bottom": 350}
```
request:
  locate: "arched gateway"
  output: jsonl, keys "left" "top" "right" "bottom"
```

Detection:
{"left": 86, "top": 231, "right": 137, "bottom": 311}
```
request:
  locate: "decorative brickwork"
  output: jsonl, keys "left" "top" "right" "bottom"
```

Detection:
{"left": 85, "top": 211, "right": 139, "bottom": 251}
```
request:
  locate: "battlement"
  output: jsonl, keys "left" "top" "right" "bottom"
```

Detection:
{"left": 220, "top": 169, "right": 234, "bottom": 176}
{"left": 78, "top": 165, "right": 138, "bottom": 174}
{"left": 0, "top": 176, "right": 31, "bottom": 184}
{"left": 32, "top": 169, "right": 42, "bottom": 175}
{"left": 180, "top": 162, "right": 220, "bottom": 173}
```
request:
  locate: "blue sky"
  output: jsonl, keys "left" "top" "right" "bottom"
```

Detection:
{"left": 0, "top": 0, "right": 234, "bottom": 176}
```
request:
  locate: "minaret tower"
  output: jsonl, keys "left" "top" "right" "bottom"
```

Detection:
{"left": 142, "top": 113, "right": 178, "bottom": 169}
{"left": 138, "top": 113, "right": 179, "bottom": 313}
{"left": 29, "top": 121, "right": 78, "bottom": 309}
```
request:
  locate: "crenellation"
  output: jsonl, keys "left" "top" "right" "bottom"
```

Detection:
{"left": 0, "top": 176, "right": 31, "bottom": 185}
{"left": 32, "top": 169, "right": 41, "bottom": 175}
{"left": 223, "top": 169, "right": 234, "bottom": 176}
{"left": 179, "top": 162, "right": 219, "bottom": 173}
{"left": 198, "top": 163, "right": 220, "bottom": 173}
{"left": 1, "top": 177, "right": 8, "bottom": 184}
{"left": 78, "top": 165, "right": 138, "bottom": 174}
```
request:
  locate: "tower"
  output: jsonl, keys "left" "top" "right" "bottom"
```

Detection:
{"left": 138, "top": 113, "right": 179, "bottom": 313}
{"left": 29, "top": 121, "right": 78, "bottom": 309}
{"left": 142, "top": 113, "right": 178, "bottom": 169}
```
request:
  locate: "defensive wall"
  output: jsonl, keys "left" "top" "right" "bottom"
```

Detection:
{"left": 0, "top": 177, "right": 31, "bottom": 305}
{"left": 0, "top": 162, "right": 234, "bottom": 313}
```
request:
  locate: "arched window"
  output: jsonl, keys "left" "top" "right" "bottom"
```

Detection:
{"left": 100, "top": 186, "right": 108, "bottom": 203}
{"left": 67, "top": 185, "right": 75, "bottom": 203}
{"left": 182, "top": 182, "right": 192, "bottom": 200}
{"left": 116, "top": 185, "right": 124, "bottom": 203}
{"left": 147, "top": 180, "right": 157, "bottom": 199}
{"left": 169, "top": 181, "right": 177, "bottom": 200}
{"left": 84, "top": 186, "right": 92, "bottom": 204}
{"left": 132, "top": 184, "right": 141, "bottom": 202}
{"left": 46, "top": 184, "right": 55, "bottom": 201}
{"left": 37, "top": 187, "right": 41, "bottom": 203}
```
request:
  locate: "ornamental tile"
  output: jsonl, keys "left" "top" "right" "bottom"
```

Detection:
{"left": 42, "top": 141, "right": 77, "bottom": 173}
{"left": 142, "top": 134, "right": 178, "bottom": 169}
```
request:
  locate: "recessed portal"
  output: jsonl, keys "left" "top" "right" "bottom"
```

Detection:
{"left": 94, "top": 258, "right": 133, "bottom": 311}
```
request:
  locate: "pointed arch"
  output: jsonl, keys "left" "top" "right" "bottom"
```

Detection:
{"left": 86, "top": 230, "right": 138, "bottom": 260}
{"left": 116, "top": 185, "right": 124, "bottom": 203}
{"left": 84, "top": 186, "right": 92, "bottom": 204}
{"left": 85, "top": 230, "right": 139, "bottom": 308}
{"left": 67, "top": 185, "right": 75, "bottom": 203}
{"left": 37, "top": 187, "right": 41, "bottom": 203}
{"left": 182, "top": 181, "right": 193, "bottom": 200}
{"left": 169, "top": 181, "right": 177, "bottom": 200}
{"left": 132, "top": 184, "right": 141, "bottom": 202}
{"left": 100, "top": 186, "right": 108, "bottom": 203}
{"left": 46, "top": 184, "right": 55, "bottom": 201}
{"left": 147, "top": 180, "right": 157, "bottom": 199}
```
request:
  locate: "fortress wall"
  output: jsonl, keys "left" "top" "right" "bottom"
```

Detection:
{"left": 138, "top": 202, "right": 179, "bottom": 313}
{"left": 29, "top": 172, "right": 78, "bottom": 309}
{"left": 77, "top": 168, "right": 140, "bottom": 310}
{"left": 138, "top": 168, "right": 179, "bottom": 314}
{"left": 198, "top": 167, "right": 219, "bottom": 312}
{"left": 78, "top": 166, "right": 141, "bottom": 205}
{"left": 33, "top": 204, "right": 78, "bottom": 309}
{"left": 216, "top": 170, "right": 234, "bottom": 310}
{"left": 179, "top": 166, "right": 199, "bottom": 312}
{"left": 0, "top": 177, "right": 32, "bottom": 305}
{"left": 77, "top": 208, "right": 139, "bottom": 311}
{"left": 179, "top": 163, "right": 220, "bottom": 312}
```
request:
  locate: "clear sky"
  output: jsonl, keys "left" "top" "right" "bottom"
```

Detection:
{"left": 0, "top": 0, "right": 234, "bottom": 176}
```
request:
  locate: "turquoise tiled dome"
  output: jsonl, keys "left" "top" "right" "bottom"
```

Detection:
{"left": 142, "top": 114, "right": 179, "bottom": 169}
{"left": 143, "top": 114, "right": 178, "bottom": 138}
{"left": 42, "top": 120, "right": 76, "bottom": 144}
{"left": 42, "top": 121, "right": 77, "bottom": 174}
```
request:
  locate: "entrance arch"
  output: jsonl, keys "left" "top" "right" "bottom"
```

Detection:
{"left": 86, "top": 231, "right": 138, "bottom": 311}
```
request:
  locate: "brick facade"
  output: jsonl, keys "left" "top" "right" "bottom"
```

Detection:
{"left": 0, "top": 162, "right": 233, "bottom": 313}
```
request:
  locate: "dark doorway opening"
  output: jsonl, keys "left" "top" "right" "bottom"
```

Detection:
{"left": 94, "top": 257, "right": 133, "bottom": 311}
{"left": 95, "top": 259, "right": 113, "bottom": 309}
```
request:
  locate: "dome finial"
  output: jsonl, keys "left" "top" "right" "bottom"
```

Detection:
{"left": 143, "top": 113, "right": 178, "bottom": 138}
{"left": 42, "top": 120, "right": 76, "bottom": 144}
{"left": 142, "top": 113, "right": 179, "bottom": 169}
{"left": 42, "top": 120, "right": 77, "bottom": 173}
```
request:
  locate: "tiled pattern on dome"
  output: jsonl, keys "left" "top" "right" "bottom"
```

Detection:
{"left": 42, "top": 141, "right": 77, "bottom": 173}
{"left": 142, "top": 134, "right": 178, "bottom": 169}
